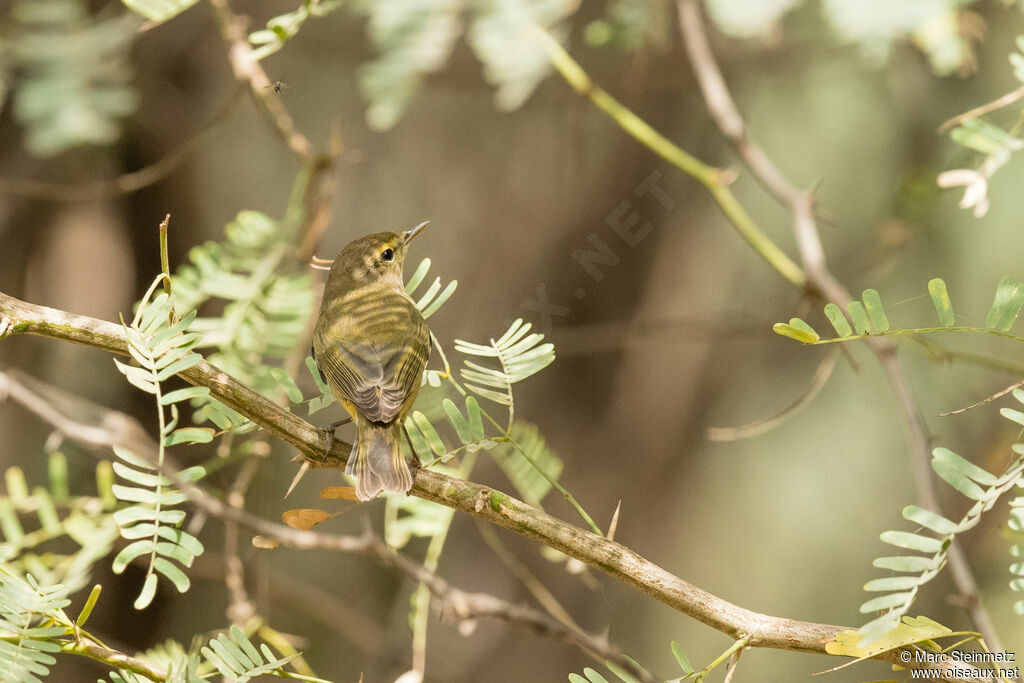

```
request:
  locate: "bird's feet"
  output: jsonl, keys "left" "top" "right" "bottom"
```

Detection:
{"left": 320, "top": 417, "right": 352, "bottom": 461}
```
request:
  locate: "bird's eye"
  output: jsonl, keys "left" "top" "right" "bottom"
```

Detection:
{"left": 381, "top": 248, "right": 395, "bottom": 261}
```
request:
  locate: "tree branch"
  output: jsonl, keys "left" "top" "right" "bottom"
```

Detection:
{"left": 0, "top": 291, "right": 996, "bottom": 679}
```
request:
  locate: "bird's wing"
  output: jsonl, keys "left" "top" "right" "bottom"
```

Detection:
{"left": 315, "top": 303, "right": 429, "bottom": 423}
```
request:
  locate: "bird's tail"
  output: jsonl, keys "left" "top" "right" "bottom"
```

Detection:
{"left": 347, "top": 420, "right": 413, "bottom": 501}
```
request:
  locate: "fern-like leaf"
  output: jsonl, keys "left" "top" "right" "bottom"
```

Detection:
{"left": 858, "top": 407, "right": 1024, "bottom": 644}
{"left": 403, "top": 396, "right": 498, "bottom": 466}
{"left": 1010, "top": 477, "right": 1024, "bottom": 615}
{"left": 248, "top": 0, "right": 341, "bottom": 61}
{"left": 469, "top": 0, "right": 577, "bottom": 111}
{"left": 356, "top": 0, "right": 463, "bottom": 131}
{"left": 454, "top": 318, "right": 555, "bottom": 423}
{"left": 823, "top": 616, "right": 957, "bottom": 672}
{"left": 405, "top": 257, "right": 458, "bottom": 320}
{"left": 984, "top": 275, "right": 1024, "bottom": 332}
{"left": 0, "top": 453, "right": 120, "bottom": 595}
{"left": 112, "top": 277, "right": 207, "bottom": 609}
{"left": 173, "top": 210, "right": 314, "bottom": 430}
{"left": 774, "top": 277, "right": 1024, "bottom": 345}
{"left": 567, "top": 643, "right": 673, "bottom": 683}
{"left": 200, "top": 625, "right": 305, "bottom": 683}
{"left": 9, "top": 0, "right": 139, "bottom": 157}
{"left": 121, "top": 0, "right": 201, "bottom": 23}
{"left": 0, "top": 567, "right": 69, "bottom": 683}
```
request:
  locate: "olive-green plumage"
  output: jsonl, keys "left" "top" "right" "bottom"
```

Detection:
{"left": 312, "top": 223, "right": 430, "bottom": 500}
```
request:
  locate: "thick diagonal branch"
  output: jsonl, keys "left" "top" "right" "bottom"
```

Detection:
{"left": 0, "top": 291, "right": 993, "bottom": 679}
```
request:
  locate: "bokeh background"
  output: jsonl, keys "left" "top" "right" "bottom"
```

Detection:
{"left": 2, "top": 0, "right": 1024, "bottom": 680}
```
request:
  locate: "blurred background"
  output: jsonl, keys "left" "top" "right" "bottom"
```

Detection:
{"left": 1, "top": 0, "right": 1024, "bottom": 680}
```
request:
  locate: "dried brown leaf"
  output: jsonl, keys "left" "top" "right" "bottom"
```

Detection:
{"left": 282, "top": 508, "right": 332, "bottom": 530}
{"left": 320, "top": 486, "right": 359, "bottom": 500}
{"left": 252, "top": 535, "right": 281, "bottom": 549}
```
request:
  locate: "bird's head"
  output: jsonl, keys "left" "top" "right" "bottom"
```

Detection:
{"left": 328, "top": 221, "right": 428, "bottom": 289}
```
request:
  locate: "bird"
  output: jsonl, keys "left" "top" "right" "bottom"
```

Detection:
{"left": 311, "top": 222, "right": 430, "bottom": 500}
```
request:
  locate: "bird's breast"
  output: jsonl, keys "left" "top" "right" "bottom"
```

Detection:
{"left": 314, "top": 284, "right": 423, "bottom": 350}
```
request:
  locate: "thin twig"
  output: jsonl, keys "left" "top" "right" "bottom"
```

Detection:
{"left": 938, "top": 84, "right": 1024, "bottom": 133}
{"left": 207, "top": 0, "right": 315, "bottom": 162}
{"left": 536, "top": 28, "right": 806, "bottom": 288}
{"left": 707, "top": 348, "right": 839, "bottom": 441}
{"left": 475, "top": 520, "right": 581, "bottom": 631}
{"left": 939, "top": 379, "right": 1024, "bottom": 416}
{"left": 224, "top": 447, "right": 262, "bottom": 626}
{"left": 186, "top": 554, "right": 388, "bottom": 653}
{"left": 722, "top": 646, "right": 743, "bottom": 683}
{"left": 677, "top": 0, "right": 1004, "bottom": 652}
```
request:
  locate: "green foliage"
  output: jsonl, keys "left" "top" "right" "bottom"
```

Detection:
{"left": 703, "top": 0, "right": 800, "bottom": 40}
{"left": 468, "top": 0, "right": 577, "bottom": 112}
{"left": 122, "top": 638, "right": 196, "bottom": 681}
{"left": 303, "top": 354, "right": 336, "bottom": 415}
{"left": 0, "top": 453, "right": 120, "bottom": 595}
{"left": 584, "top": 0, "right": 670, "bottom": 51}
{"left": 405, "top": 257, "right": 459, "bottom": 319}
{"left": 112, "top": 276, "right": 208, "bottom": 609}
{"left": 950, "top": 117, "right": 1023, "bottom": 158}
{"left": 102, "top": 626, "right": 328, "bottom": 683}
{"left": 776, "top": 276, "right": 1024, "bottom": 641}
{"left": 355, "top": 0, "right": 577, "bottom": 130}
{"left": 405, "top": 395, "right": 498, "bottom": 466}
{"left": 201, "top": 625, "right": 306, "bottom": 682}
{"left": 0, "top": 566, "right": 69, "bottom": 683}
{"left": 773, "top": 277, "right": 1024, "bottom": 344}
{"left": 120, "top": 0, "right": 201, "bottom": 23}
{"left": 0, "top": 571, "right": 318, "bottom": 683}
{"left": 937, "top": 35, "right": 1024, "bottom": 218}
{"left": 454, "top": 318, "right": 555, "bottom": 415}
{"left": 824, "top": 616, "right": 961, "bottom": 667}
{"left": 1011, "top": 477, "right": 1024, "bottom": 615}
{"left": 857, "top": 435, "right": 1024, "bottom": 644}
{"left": 248, "top": 0, "right": 343, "bottom": 61}
{"left": 705, "top": 0, "right": 978, "bottom": 75}
{"left": 355, "top": 0, "right": 465, "bottom": 131}
{"left": 822, "top": 0, "right": 977, "bottom": 75}
{"left": 939, "top": 117, "right": 1023, "bottom": 218}
{"left": 173, "top": 209, "right": 315, "bottom": 430}
{"left": 8, "top": 0, "right": 139, "bottom": 157}
{"left": 984, "top": 275, "right": 1024, "bottom": 332}
{"left": 671, "top": 641, "right": 695, "bottom": 676}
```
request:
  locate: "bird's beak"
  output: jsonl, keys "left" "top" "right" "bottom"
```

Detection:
{"left": 402, "top": 221, "right": 429, "bottom": 245}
